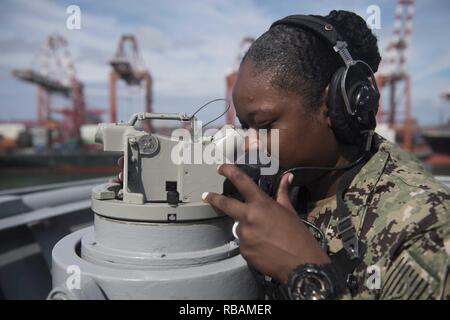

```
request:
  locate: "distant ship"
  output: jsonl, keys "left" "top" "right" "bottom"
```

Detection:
{"left": 423, "top": 89, "right": 450, "bottom": 155}
{"left": 421, "top": 90, "right": 450, "bottom": 173}
{"left": 422, "top": 125, "right": 450, "bottom": 155}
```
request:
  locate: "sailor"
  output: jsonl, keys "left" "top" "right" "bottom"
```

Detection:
{"left": 201, "top": 10, "right": 450, "bottom": 300}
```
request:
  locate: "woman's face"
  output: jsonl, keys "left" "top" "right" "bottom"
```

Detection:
{"left": 232, "top": 60, "right": 341, "bottom": 171}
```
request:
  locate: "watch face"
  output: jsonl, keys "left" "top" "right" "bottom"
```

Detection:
{"left": 290, "top": 267, "right": 332, "bottom": 300}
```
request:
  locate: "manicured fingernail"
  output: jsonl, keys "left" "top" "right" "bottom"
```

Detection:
{"left": 288, "top": 173, "right": 294, "bottom": 184}
{"left": 202, "top": 192, "right": 209, "bottom": 200}
{"left": 232, "top": 221, "right": 239, "bottom": 239}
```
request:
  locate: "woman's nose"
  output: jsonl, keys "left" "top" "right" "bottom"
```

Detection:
{"left": 243, "top": 128, "right": 260, "bottom": 153}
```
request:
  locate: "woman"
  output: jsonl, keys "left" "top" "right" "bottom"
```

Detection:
{"left": 201, "top": 10, "right": 450, "bottom": 300}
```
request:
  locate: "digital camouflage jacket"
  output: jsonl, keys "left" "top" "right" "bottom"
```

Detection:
{"left": 306, "top": 137, "right": 450, "bottom": 299}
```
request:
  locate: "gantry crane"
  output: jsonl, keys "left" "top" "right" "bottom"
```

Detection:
{"left": 109, "top": 34, "right": 153, "bottom": 132}
{"left": 225, "top": 37, "right": 254, "bottom": 126}
{"left": 12, "top": 33, "right": 87, "bottom": 145}
{"left": 377, "top": 0, "right": 415, "bottom": 150}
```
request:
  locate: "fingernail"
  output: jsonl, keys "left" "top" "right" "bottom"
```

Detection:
{"left": 288, "top": 173, "right": 294, "bottom": 184}
{"left": 232, "top": 221, "right": 239, "bottom": 239}
{"left": 202, "top": 192, "right": 209, "bottom": 200}
{"left": 217, "top": 164, "right": 223, "bottom": 171}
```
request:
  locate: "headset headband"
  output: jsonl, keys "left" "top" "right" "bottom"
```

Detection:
{"left": 270, "top": 14, "right": 379, "bottom": 116}
{"left": 270, "top": 15, "right": 356, "bottom": 68}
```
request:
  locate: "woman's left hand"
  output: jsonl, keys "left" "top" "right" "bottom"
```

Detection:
{"left": 202, "top": 164, "right": 330, "bottom": 284}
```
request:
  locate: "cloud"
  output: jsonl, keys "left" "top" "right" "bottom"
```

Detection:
{"left": 0, "top": 37, "right": 41, "bottom": 53}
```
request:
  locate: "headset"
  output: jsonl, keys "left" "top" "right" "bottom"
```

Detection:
{"left": 270, "top": 14, "right": 380, "bottom": 149}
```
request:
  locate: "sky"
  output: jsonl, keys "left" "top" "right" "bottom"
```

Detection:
{"left": 0, "top": 0, "right": 449, "bottom": 127}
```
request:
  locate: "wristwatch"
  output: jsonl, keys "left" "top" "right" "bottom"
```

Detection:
{"left": 286, "top": 263, "right": 346, "bottom": 300}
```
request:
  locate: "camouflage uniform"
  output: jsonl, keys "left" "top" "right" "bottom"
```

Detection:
{"left": 305, "top": 136, "right": 450, "bottom": 299}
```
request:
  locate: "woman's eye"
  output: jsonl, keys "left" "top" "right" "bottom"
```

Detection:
{"left": 257, "top": 121, "right": 275, "bottom": 130}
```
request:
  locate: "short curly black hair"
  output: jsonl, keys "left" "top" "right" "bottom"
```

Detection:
{"left": 242, "top": 10, "right": 381, "bottom": 111}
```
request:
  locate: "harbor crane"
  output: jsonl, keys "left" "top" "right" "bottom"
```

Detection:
{"left": 225, "top": 37, "right": 254, "bottom": 126}
{"left": 376, "top": 0, "right": 415, "bottom": 150}
{"left": 12, "top": 34, "right": 89, "bottom": 145}
{"left": 109, "top": 34, "right": 153, "bottom": 132}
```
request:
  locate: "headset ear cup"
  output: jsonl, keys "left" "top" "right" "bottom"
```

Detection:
{"left": 327, "top": 67, "right": 357, "bottom": 145}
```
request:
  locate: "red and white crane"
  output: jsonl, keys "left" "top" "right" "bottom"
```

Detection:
{"left": 377, "top": 0, "right": 415, "bottom": 150}
{"left": 12, "top": 33, "right": 91, "bottom": 145}
{"left": 109, "top": 34, "right": 153, "bottom": 132}
{"left": 225, "top": 37, "right": 254, "bottom": 126}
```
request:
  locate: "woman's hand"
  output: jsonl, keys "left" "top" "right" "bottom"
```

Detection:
{"left": 202, "top": 164, "right": 330, "bottom": 284}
